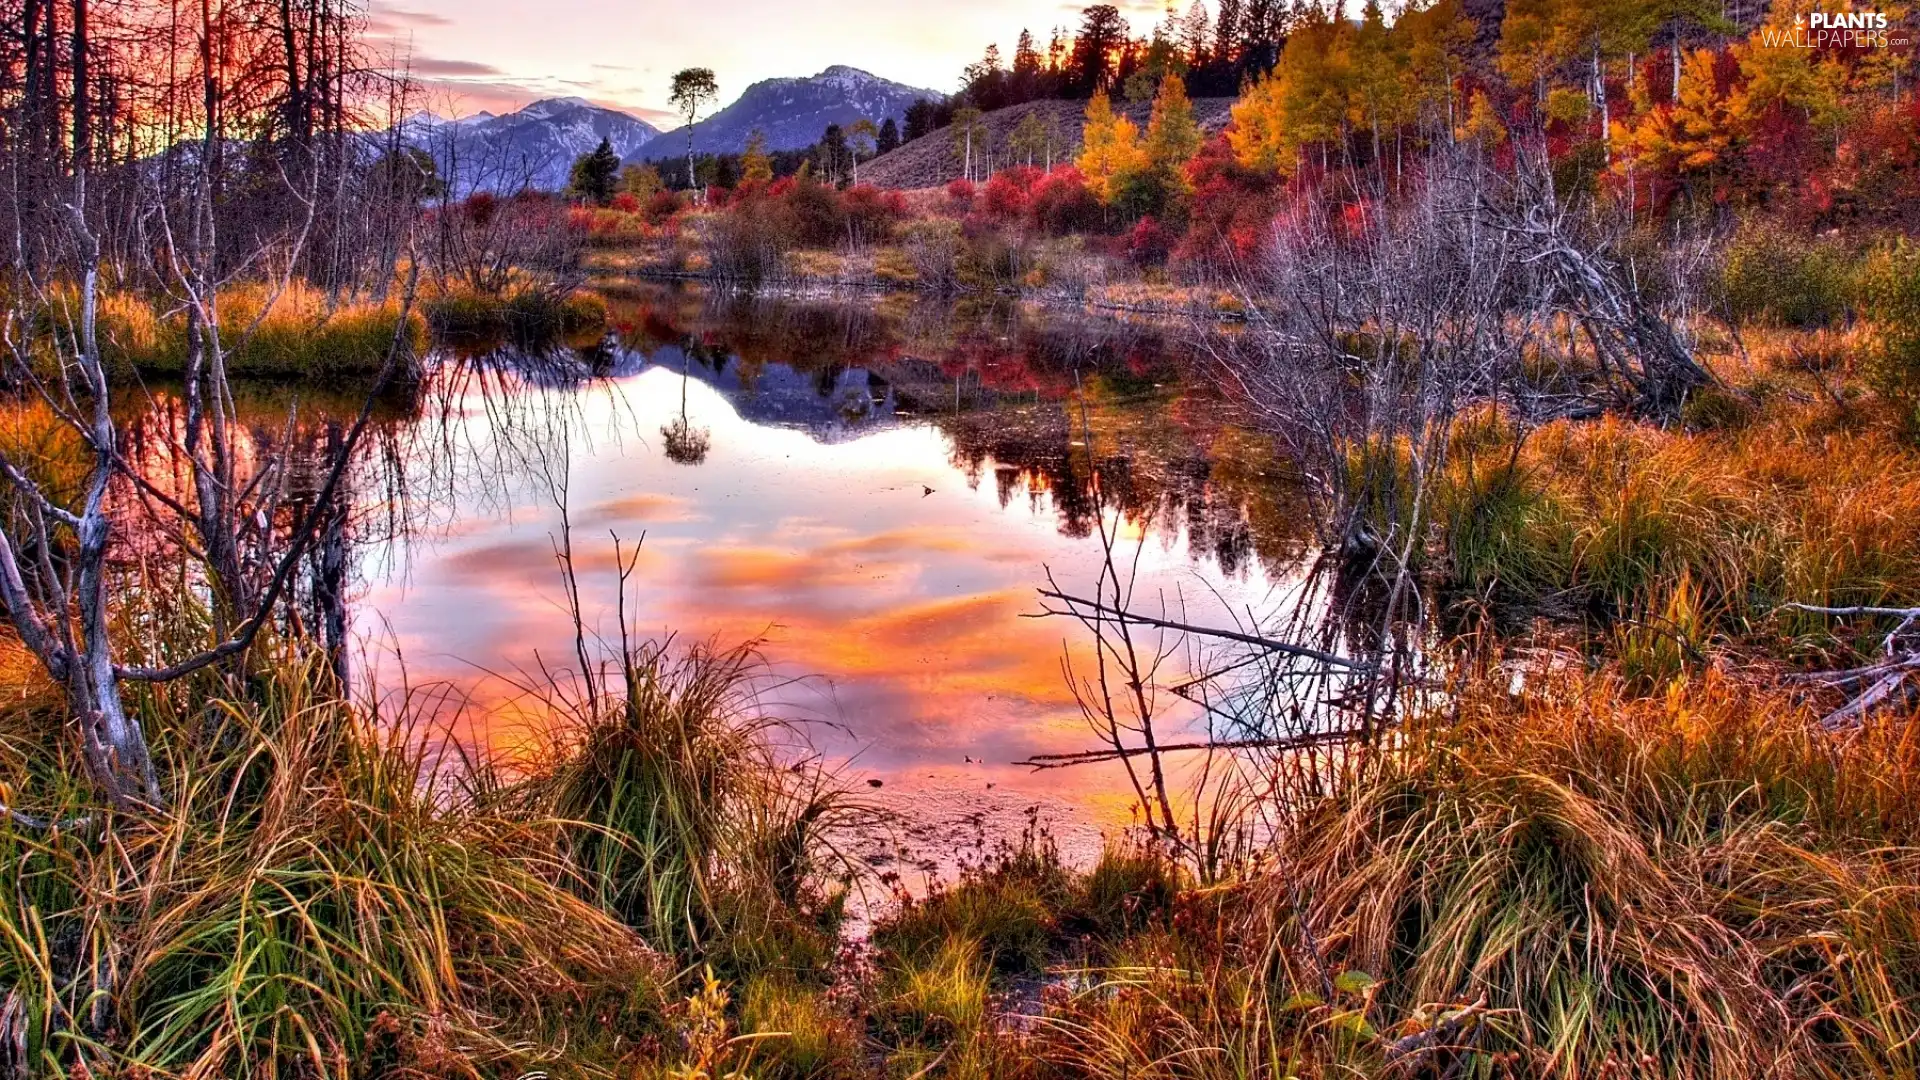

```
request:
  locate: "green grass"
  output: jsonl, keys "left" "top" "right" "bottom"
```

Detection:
{"left": 501, "top": 637, "right": 862, "bottom": 990}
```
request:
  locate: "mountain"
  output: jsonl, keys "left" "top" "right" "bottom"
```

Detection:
{"left": 406, "top": 97, "right": 662, "bottom": 194}
{"left": 665, "top": 66, "right": 943, "bottom": 158}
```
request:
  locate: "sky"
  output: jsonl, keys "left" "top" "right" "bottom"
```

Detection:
{"left": 367, "top": 0, "right": 1181, "bottom": 125}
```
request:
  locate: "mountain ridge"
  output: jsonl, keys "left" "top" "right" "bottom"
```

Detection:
{"left": 652, "top": 65, "right": 943, "bottom": 159}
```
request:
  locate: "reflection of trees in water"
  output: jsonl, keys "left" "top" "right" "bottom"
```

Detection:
{"left": 602, "top": 281, "right": 1318, "bottom": 575}
{"left": 944, "top": 393, "right": 1316, "bottom": 580}
{"left": 660, "top": 353, "right": 711, "bottom": 466}
{"left": 108, "top": 382, "right": 432, "bottom": 683}
{"left": 606, "top": 282, "right": 1192, "bottom": 402}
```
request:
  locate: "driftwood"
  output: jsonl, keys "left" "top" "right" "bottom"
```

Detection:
{"left": 1780, "top": 604, "right": 1920, "bottom": 730}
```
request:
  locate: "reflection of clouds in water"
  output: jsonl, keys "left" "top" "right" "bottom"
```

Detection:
{"left": 355, "top": 358, "right": 1294, "bottom": 835}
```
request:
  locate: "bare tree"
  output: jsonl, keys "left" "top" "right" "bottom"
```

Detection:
{"left": 0, "top": 0, "right": 423, "bottom": 813}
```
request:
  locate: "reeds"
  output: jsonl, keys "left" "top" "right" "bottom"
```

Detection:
{"left": 0, "top": 652, "right": 668, "bottom": 1079}
{"left": 74, "top": 282, "right": 429, "bottom": 382}
{"left": 1436, "top": 401, "right": 1920, "bottom": 644}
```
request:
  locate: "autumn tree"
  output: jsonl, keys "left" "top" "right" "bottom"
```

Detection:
{"left": 952, "top": 105, "right": 987, "bottom": 181}
{"left": 850, "top": 118, "right": 877, "bottom": 185}
{"left": 1616, "top": 47, "right": 1741, "bottom": 199}
{"left": 1230, "top": 7, "right": 1352, "bottom": 175}
{"left": 1115, "top": 73, "right": 1203, "bottom": 218}
{"left": 1076, "top": 89, "right": 1146, "bottom": 202}
{"left": 1009, "top": 109, "right": 1050, "bottom": 167}
{"left": 741, "top": 131, "right": 774, "bottom": 184}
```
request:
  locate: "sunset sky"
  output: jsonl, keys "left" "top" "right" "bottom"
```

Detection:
{"left": 368, "top": 0, "right": 1179, "bottom": 124}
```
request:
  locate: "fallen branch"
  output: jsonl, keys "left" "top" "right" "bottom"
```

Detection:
{"left": 1016, "top": 728, "right": 1368, "bottom": 770}
{"left": 1033, "top": 589, "right": 1375, "bottom": 672}
{"left": 1383, "top": 996, "right": 1488, "bottom": 1073}
{"left": 1776, "top": 603, "right": 1920, "bottom": 728}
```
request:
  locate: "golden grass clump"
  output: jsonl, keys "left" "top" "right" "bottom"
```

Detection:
{"left": 1437, "top": 401, "right": 1920, "bottom": 646}
{"left": 0, "top": 654, "right": 670, "bottom": 1079}
{"left": 1026, "top": 667, "right": 1920, "bottom": 1080}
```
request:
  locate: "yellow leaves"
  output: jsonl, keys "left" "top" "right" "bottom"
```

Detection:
{"left": 1730, "top": 0, "right": 1846, "bottom": 129}
{"left": 1144, "top": 75, "right": 1202, "bottom": 172}
{"left": 1228, "top": 72, "right": 1290, "bottom": 174}
{"left": 1616, "top": 48, "right": 1738, "bottom": 180}
{"left": 740, "top": 132, "right": 772, "bottom": 184}
{"left": 1546, "top": 87, "right": 1595, "bottom": 125}
{"left": 1226, "top": 9, "right": 1354, "bottom": 175}
{"left": 1076, "top": 90, "right": 1147, "bottom": 204}
{"left": 1457, "top": 90, "right": 1508, "bottom": 149}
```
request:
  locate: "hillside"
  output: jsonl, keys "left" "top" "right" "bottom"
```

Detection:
{"left": 859, "top": 97, "right": 1236, "bottom": 191}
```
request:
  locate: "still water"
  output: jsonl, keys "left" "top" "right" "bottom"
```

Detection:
{"left": 352, "top": 285, "right": 1321, "bottom": 865}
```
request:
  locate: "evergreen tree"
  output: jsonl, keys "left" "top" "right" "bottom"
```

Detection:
{"left": 877, "top": 118, "right": 901, "bottom": 154}
{"left": 1071, "top": 5, "right": 1130, "bottom": 96}
{"left": 568, "top": 137, "right": 621, "bottom": 204}
{"left": 904, "top": 98, "right": 939, "bottom": 141}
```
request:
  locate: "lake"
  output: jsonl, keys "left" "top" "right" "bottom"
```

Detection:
{"left": 348, "top": 284, "right": 1327, "bottom": 871}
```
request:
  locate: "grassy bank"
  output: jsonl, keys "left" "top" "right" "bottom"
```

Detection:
{"left": 27, "top": 278, "right": 613, "bottom": 384}
{"left": 83, "top": 282, "right": 430, "bottom": 381}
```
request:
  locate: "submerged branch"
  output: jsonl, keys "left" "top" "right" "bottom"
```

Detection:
{"left": 1015, "top": 728, "right": 1367, "bottom": 770}
{"left": 1034, "top": 589, "right": 1375, "bottom": 672}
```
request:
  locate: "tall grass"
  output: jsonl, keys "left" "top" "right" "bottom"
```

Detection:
{"left": 1436, "top": 402, "right": 1920, "bottom": 646}
{"left": 80, "top": 282, "right": 429, "bottom": 382}
{"left": 0, "top": 653, "right": 667, "bottom": 1079}
{"left": 1013, "top": 667, "right": 1920, "bottom": 1080}
{"left": 500, "top": 638, "right": 866, "bottom": 988}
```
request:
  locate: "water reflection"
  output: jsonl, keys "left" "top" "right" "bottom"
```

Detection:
{"left": 89, "top": 284, "right": 1330, "bottom": 857}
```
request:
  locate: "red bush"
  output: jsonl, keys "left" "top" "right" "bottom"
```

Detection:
{"left": 981, "top": 166, "right": 1043, "bottom": 220}
{"left": 946, "top": 178, "right": 977, "bottom": 206}
{"left": 611, "top": 192, "right": 641, "bottom": 213}
{"left": 1173, "top": 134, "right": 1281, "bottom": 270}
{"left": 1027, "top": 167, "right": 1103, "bottom": 235}
{"left": 463, "top": 191, "right": 498, "bottom": 226}
{"left": 643, "top": 190, "right": 686, "bottom": 225}
{"left": 842, "top": 184, "right": 910, "bottom": 241}
{"left": 1125, "top": 216, "right": 1174, "bottom": 267}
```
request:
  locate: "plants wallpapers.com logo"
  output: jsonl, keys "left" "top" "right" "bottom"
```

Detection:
{"left": 1761, "top": 9, "right": 1916, "bottom": 48}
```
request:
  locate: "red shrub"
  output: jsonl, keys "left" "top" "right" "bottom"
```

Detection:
{"left": 1173, "top": 135, "right": 1281, "bottom": 271}
{"left": 946, "top": 178, "right": 977, "bottom": 206}
{"left": 611, "top": 192, "right": 641, "bottom": 213}
{"left": 981, "top": 166, "right": 1043, "bottom": 220}
{"left": 842, "top": 184, "right": 909, "bottom": 242}
{"left": 643, "top": 190, "right": 686, "bottom": 225}
{"left": 463, "top": 191, "right": 498, "bottom": 226}
{"left": 1027, "top": 167, "right": 1103, "bottom": 235}
{"left": 1126, "top": 216, "right": 1175, "bottom": 267}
